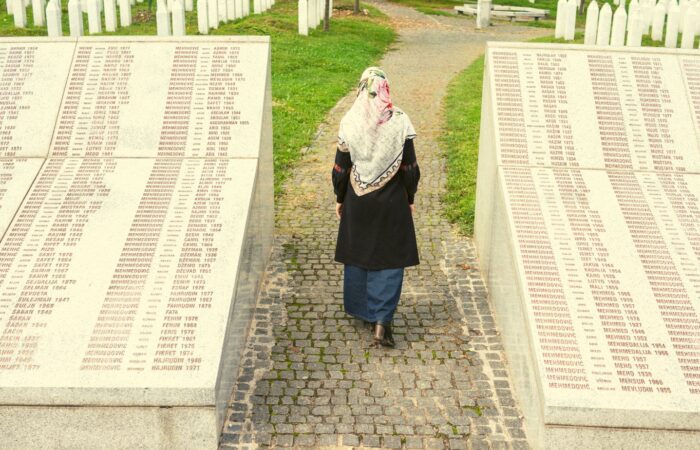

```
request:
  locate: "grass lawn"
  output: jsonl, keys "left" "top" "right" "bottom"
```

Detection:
{"left": 0, "top": 0, "right": 396, "bottom": 194}
{"left": 440, "top": 54, "right": 483, "bottom": 235}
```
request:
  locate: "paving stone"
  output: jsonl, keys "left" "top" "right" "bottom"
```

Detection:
{"left": 383, "top": 435, "right": 403, "bottom": 449}
{"left": 219, "top": 3, "right": 547, "bottom": 449}
{"left": 342, "top": 434, "right": 360, "bottom": 446}
{"left": 362, "top": 434, "right": 381, "bottom": 447}
{"left": 405, "top": 436, "right": 425, "bottom": 449}
{"left": 318, "top": 434, "right": 338, "bottom": 446}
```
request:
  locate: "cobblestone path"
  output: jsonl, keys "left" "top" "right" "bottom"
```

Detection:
{"left": 221, "top": 4, "right": 548, "bottom": 449}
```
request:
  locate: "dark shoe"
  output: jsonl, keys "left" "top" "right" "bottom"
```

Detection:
{"left": 373, "top": 323, "right": 395, "bottom": 348}
{"left": 380, "top": 324, "right": 395, "bottom": 348}
{"left": 373, "top": 323, "right": 385, "bottom": 347}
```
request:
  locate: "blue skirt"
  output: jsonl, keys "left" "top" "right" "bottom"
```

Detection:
{"left": 343, "top": 264, "right": 404, "bottom": 325}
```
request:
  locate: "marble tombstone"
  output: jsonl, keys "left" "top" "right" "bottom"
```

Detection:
{"left": 475, "top": 43, "right": 700, "bottom": 449}
{"left": 0, "top": 36, "right": 273, "bottom": 449}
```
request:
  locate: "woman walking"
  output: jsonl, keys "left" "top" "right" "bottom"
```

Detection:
{"left": 331, "top": 67, "right": 420, "bottom": 348}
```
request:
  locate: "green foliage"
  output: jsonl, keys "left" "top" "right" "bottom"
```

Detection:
{"left": 0, "top": 0, "right": 395, "bottom": 195}
{"left": 440, "top": 56, "right": 484, "bottom": 236}
{"left": 415, "top": 6, "right": 461, "bottom": 15}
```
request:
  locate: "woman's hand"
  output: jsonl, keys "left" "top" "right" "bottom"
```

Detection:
{"left": 336, "top": 202, "right": 343, "bottom": 219}
{"left": 409, "top": 204, "right": 415, "bottom": 215}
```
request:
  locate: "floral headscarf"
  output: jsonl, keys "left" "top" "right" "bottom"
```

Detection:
{"left": 338, "top": 67, "right": 416, "bottom": 197}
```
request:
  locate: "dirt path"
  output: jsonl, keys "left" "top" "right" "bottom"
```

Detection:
{"left": 220, "top": 6, "right": 549, "bottom": 449}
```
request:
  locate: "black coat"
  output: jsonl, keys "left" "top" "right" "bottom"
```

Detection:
{"left": 332, "top": 139, "right": 420, "bottom": 270}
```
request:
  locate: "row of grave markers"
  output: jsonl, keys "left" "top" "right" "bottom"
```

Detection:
{"left": 556, "top": 0, "right": 700, "bottom": 48}
{"left": 298, "top": 0, "right": 330, "bottom": 35}
{"left": 4, "top": 0, "right": 271, "bottom": 36}
{"left": 583, "top": 0, "right": 700, "bottom": 47}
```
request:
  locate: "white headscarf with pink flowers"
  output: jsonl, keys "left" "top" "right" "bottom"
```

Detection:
{"left": 338, "top": 67, "right": 416, "bottom": 197}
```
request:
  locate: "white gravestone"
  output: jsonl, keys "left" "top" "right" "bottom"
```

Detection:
{"left": 476, "top": 0, "right": 492, "bottom": 29}
{"left": 45, "top": 0, "right": 62, "bottom": 36}
{"left": 87, "top": 0, "right": 102, "bottom": 33}
{"left": 681, "top": 6, "right": 696, "bottom": 47}
{"left": 218, "top": 0, "right": 226, "bottom": 22}
{"left": 679, "top": 0, "right": 689, "bottom": 31}
{"left": 172, "top": 0, "right": 186, "bottom": 35}
{"left": 564, "top": 0, "right": 577, "bottom": 40}
{"left": 157, "top": 0, "right": 172, "bottom": 35}
{"left": 12, "top": 0, "right": 27, "bottom": 27}
{"left": 610, "top": 4, "right": 627, "bottom": 46}
{"left": 31, "top": 0, "right": 45, "bottom": 26}
{"left": 666, "top": 0, "right": 680, "bottom": 46}
{"left": 642, "top": 0, "right": 654, "bottom": 33}
{"left": 627, "top": 7, "right": 644, "bottom": 45}
{"left": 475, "top": 42, "right": 700, "bottom": 450}
{"left": 308, "top": 0, "right": 316, "bottom": 29}
{"left": 584, "top": 0, "right": 599, "bottom": 45}
{"left": 652, "top": 0, "right": 667, "bottom": 40}
{"left": 226, "top": 0, "right": 236, "bottom": 20}
{"left": 104, "top": 0, "right": 118, "bottom": 31}
{"left": 596, "top": 3, "right": 613, "bottom": 45}
{"left": 208, "top": 0, "right": 219, "bottom": 28}
{"left": 197, "top": 0, "right": 209, "bottom": 33}
{"left": 298, "top": 0, "right": 308, "bottom": 35}
{"left": 0, "top": 36, "right": 274, "bottom": 449}
{"left": 119, "top": 0, "right": 131, "bottom": 27}
{"left": 69, "top": 0, "right": 84, "bottom": 36}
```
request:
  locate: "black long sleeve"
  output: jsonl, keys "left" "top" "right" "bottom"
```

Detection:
{"left": 399, "top": 139, "right": 420, "bottom": 205}
{"left": 332, "top": 148, "right": 352, "bottom": 203}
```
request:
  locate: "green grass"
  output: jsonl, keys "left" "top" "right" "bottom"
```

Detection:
{"left": 0, "top": 0, "right": 395, "bottom": 194}
{"left": 415, "top": 6, "right": 458, "bottom": 15}
{"left": 440, "top": 55, "right": 483, "bottom": 235}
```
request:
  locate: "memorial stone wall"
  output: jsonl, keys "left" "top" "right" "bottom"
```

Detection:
{"left": 475, "top": 43, "right": 700, "bottom": 449}
{"left": 0, "top": 36, "right": 273, "bottom": 449}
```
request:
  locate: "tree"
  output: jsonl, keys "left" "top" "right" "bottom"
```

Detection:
{"left": 354, "top": 0, "right": 359, "bottom": 14}
{"left": 324, "top": 0, "right": 330, "bottom": 31}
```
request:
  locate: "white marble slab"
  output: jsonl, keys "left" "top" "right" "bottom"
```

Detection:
{"left": 501, "top": 166, "right": 700, "bottom": 423}
{"left": 0, "top": 157, "right": 257, "bottom": 404}
{"left": 0, "top": 158, "right": 43, "bottom": 235}
{"left": 486, "top": 45, "right": 700, "bottom": 173}
{"left": 0, "top": 36, "right": 274, "bottom": 448}
{"left": 679, "top": 55, "right": 700, "bottom": 151}
{"left": 475, "top": 43, "right": 700, "bottom": 448}
{"left": 48, "top": 37, "right": 270, "bottom": 159}
{"left": 0, "top": 40, "right": 75, "bottom": 158}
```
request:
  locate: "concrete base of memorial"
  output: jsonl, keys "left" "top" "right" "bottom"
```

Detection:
{"left": 0, "top": 36, "right": 274, "bottom": 449}
{"left": 1, "top": 407, "right": 218, "bottom": 449}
